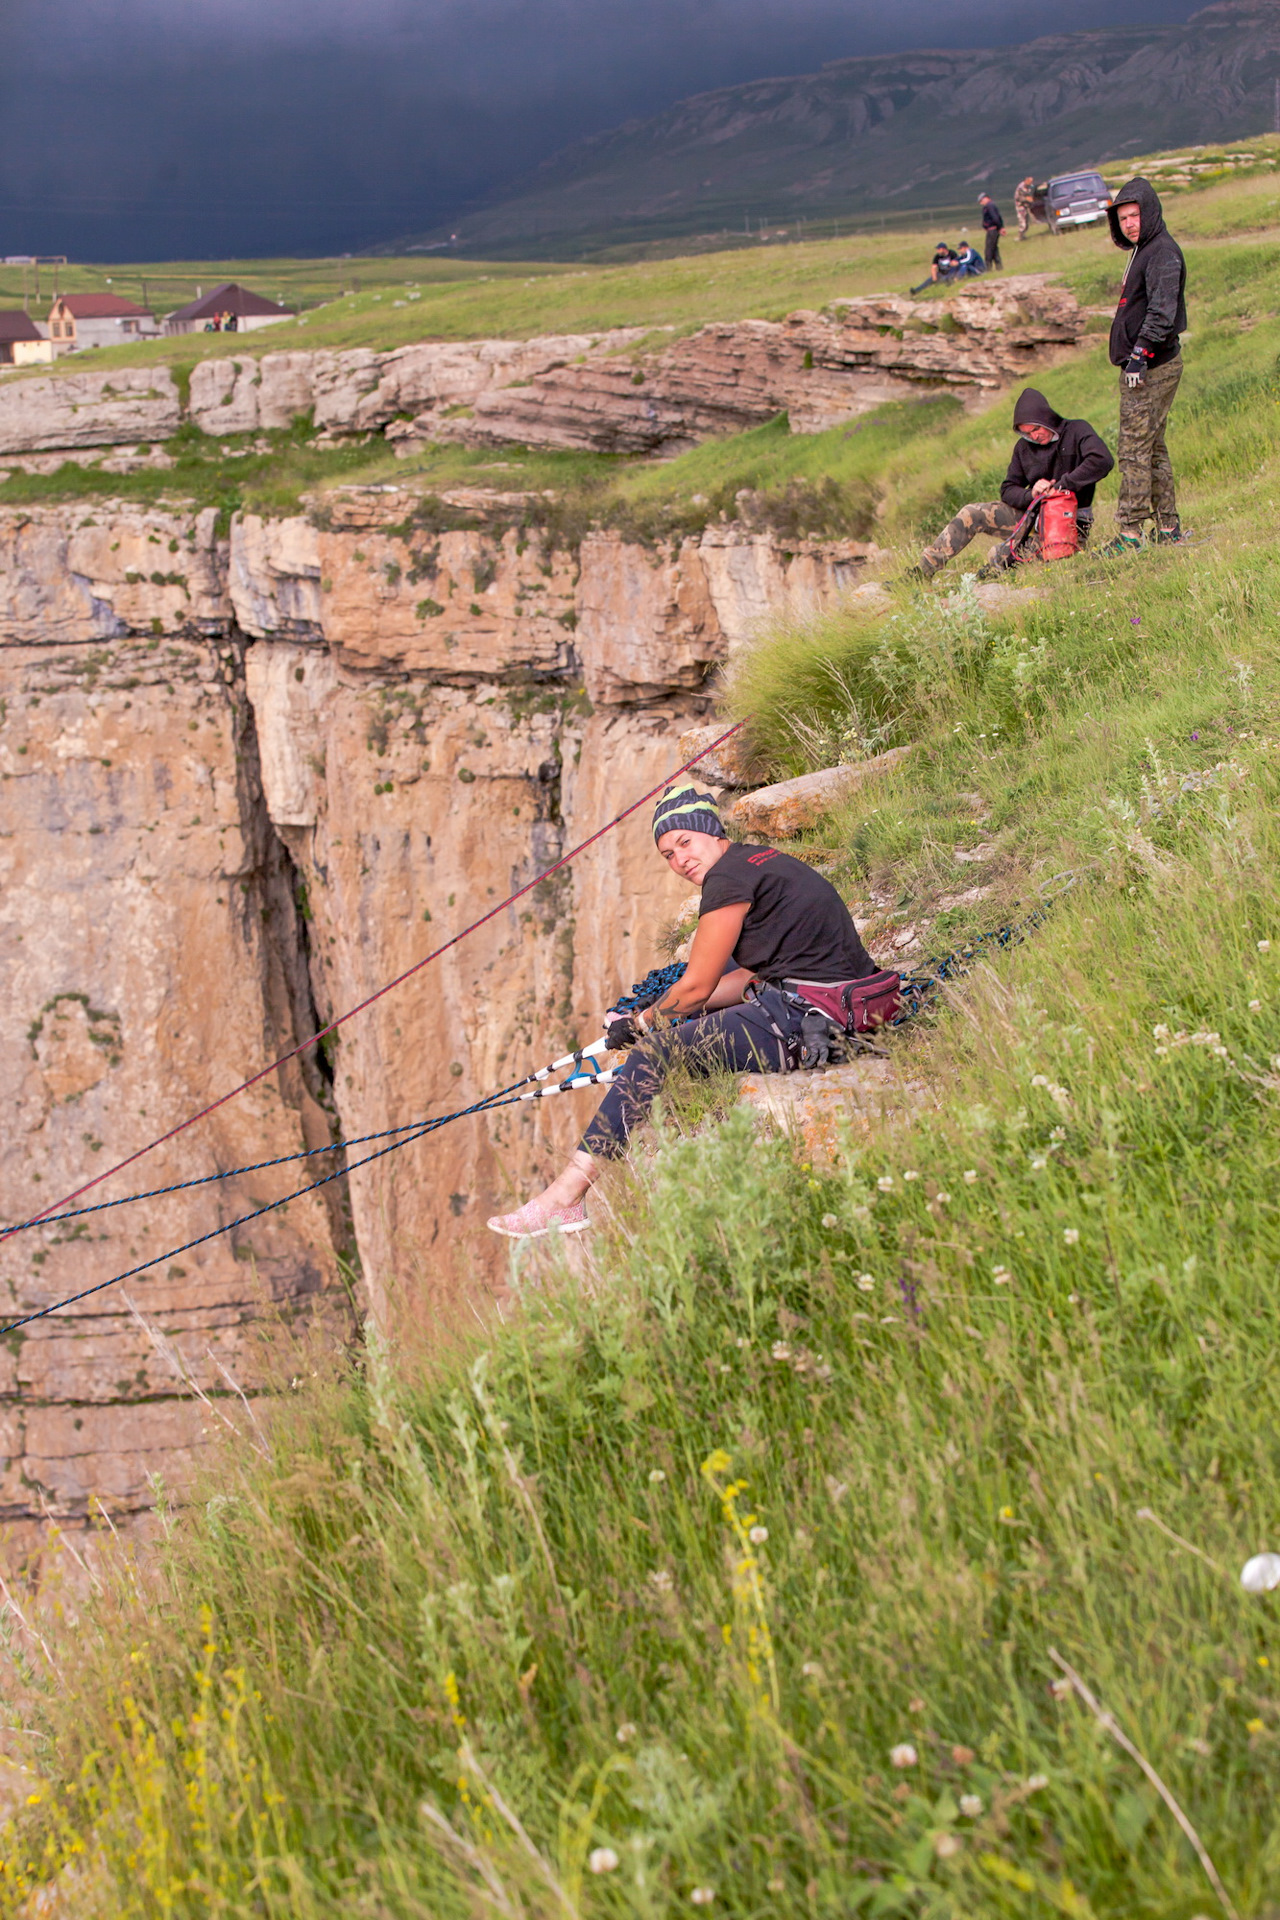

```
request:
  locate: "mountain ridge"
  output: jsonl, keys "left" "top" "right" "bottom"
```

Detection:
{"left": 420, "top": 0, "right": 1280, "bottom": 257}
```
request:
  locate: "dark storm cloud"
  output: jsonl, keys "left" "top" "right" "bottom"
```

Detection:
{"left": 0, "top": 0, "right": 1199, "bottom": 258}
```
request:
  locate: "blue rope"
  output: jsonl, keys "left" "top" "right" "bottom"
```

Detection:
{"left": 610, "top": 962, "right": 689, "bottom": 1013}
{"left": 2, "top": 890, "right": 1071, "bottom": 1335}
{"left": 0, "top": 1082, "right": 532, "bottom": 1338}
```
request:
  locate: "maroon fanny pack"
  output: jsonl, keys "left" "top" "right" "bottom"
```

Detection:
{"left": 782, "top": 971, "right": 902, "bottom": 1033}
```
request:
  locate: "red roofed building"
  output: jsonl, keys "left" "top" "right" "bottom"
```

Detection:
{"left": 0, "top": 310, "right": 54, "bottom": 367}
{"left": 48, "top": 293, "right": 159, "bottom": 353}
{"left": 162, "top": 283, "right": 294, "bottom": 336}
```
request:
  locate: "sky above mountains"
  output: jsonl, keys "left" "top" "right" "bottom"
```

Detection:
{"left": 1, "top": 0, "right": 1199, "bottom": 261}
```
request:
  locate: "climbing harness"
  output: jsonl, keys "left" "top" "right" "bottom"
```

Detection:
{"left": 1, "top": 722, "right": 745, "bottom": 1250}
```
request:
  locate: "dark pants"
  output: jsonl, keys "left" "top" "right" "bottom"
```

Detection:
{"left": 984, "top": 228, "right": 1002, "bottom": 270}
{"left": 581, "top": 992, "right": 803, "bottom": 1160}
{"left": 1117, "top": 353, "right": 1182, "bottom": 534}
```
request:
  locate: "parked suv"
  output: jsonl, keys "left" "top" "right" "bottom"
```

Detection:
{"left": 1041, "top": 170, "right": 1113, "bottom": 233}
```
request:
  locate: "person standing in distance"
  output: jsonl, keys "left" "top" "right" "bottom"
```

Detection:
{"left": 979, "top": 193, "right": 1004, "bottom": 270}
{"left": 1102, "top": 176, "right": 1187, "bottom": 554}
{"left": 1014, "top": 175, "right": 1036, "bottom": 242}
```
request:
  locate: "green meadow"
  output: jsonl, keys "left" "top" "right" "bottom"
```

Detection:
{"left": 7, "top": 152, "right": 1280, "bottom": 1917}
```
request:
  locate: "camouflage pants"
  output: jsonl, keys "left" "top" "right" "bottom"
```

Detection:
{"left": 1016, "top": 203, "right": 1032, "bottom": 238}
{"left": 920, "top": 501, "right": 1020, "bottom": 576}
{"left": 1117, "top": 353, "right": 1182, "bottom": 534}
{"left": 920, "top": 499, "right": 1094, "bottom": 576}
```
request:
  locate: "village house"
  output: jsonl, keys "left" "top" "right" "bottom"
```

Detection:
{"left": 47, "top": 293, "right": 159, "bottom": 352}
{"left": 162, "top": 283, "right": 295, "bottom": 335}
{"left": 0, "top": 311, "right": 55, "bottom": 367}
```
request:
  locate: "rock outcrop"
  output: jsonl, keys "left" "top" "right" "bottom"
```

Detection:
{"left": 725, "top": 749, "right": 912, "bottom": 838}
{"left": 0, "top": 367, "right": 181, "bottom": 455}
{"left": 0, "top": 277, "right": 1085, "bottom": 458}
{"left": 392, "top": 280, "right": 1085, "bottom": 453}
{"left": 0, "top": 486, "right": 883, "bottom": 1536}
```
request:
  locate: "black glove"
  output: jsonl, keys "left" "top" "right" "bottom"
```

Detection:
{"left": 1123, "top": 351, "right": 1147, "bottom": 390}
{"left": 606, "top": 1015, "right": 640, "bottom": 1050}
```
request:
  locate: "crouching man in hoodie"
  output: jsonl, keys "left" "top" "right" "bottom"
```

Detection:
{"left": 1103, "top": 175, "right": 1188, "bottom": 553}
{"left": 916, "top": 387, "right": 1114, "bottom": 579}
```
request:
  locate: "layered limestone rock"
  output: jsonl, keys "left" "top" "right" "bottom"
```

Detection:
{"left": 186, "top": 331, "right": 652, "bottom": 437}
{"left": 0, "top": 277, "right": 1084, "bottom": 458}
{"left": 381, "top": 278, "right": 1087, "bottom": 454}
{"left": 0, "top": 631, "right": 349, "bottom": 1548}
{"left": 0, "top": 367, "right": 181, "bottom": 456}
{"left": 1, "top": 486, "right": 885, "bottom": 1527}
{"left": 0, "top": 503, "right": 229, "bottom": 645}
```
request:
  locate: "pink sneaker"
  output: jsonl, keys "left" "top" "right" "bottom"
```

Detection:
{"left": 486, "top": 1196, "right": 589, "bottom": 1239}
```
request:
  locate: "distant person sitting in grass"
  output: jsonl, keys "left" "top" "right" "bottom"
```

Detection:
{"left": 952, "top": 240, "right": 985, "bottom": 278}
{"left": 914, "top": 386, "right": 1114, "bottom": 580}
{"left": 910, "top": 242, "right": 960, "bottom": 295}
{"left": 487, "top": 782, "right": 880, "bottom": 1239}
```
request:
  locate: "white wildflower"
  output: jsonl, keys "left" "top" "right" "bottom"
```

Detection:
{"left": 992, "top": 1265, "right": 1011, "bottom": 1284}
{"left": 1153, "top": 1023, "right": 1171, "bottom": 1041}
{"left": 963, "top": 1169, "right": 979, "bottom": 1185}
{"left": 1259, "top": 940, "right": 1271, "bottom": 953}
{"left": 648, "top": 1469, "right": 666, "bottom": 1484}
{"left": 1050, "top": 1127, "right": 1066, "bottom": 1141}
{"left": 890, "top": 1742, "right": 918, "bottom": 1768}
{"left": 1031, "top": 1157, "right": 1047, "bottom": 1172}
{"left": 933, "top": 1832, "right": 962, "bottom": 1859}
{"left": 801, "top": 1660, "right": 824, "bottom": 1678}
{"left": 1249, "top": 999, "right": 1263, "bottom": 1011}
{"left": 857, "top": 1273, "right": 876, "bottom": 1292}
{"left": 771, "top": 1340, "right": 791, "bottom": 1361}
{"left": 821, "top": 1212, "right": 839, "bottom": 1229}
{"left": 877, "top": 1175, "right": 895, "bottom": 1191}
{"left": 851, "top": 1203, "right": 872, "bottom": 1222}
{"left": 648, "top": 1569, "right": 673, "bottom": 1593}
{"left": 616, "top": 1722, "right": 637, "bottom": 1743}
{"left": 1068, "top": 1291, "right": 1081, "bottom": 1304}
{"left": 589, "top": 1848, "right": 620, "bottom": 1874}
{"left": 1063, "top": 1227, "right": 1080, "bottom": 1245}
{"left": 690, "top": 1889, "right": 716, "bottom": 1906}
{"left": 748, "top": 1525, "right": 768, "bottom": 1544}
{"left": 959, "top": 1794, "right": 983, "bottom": 1817}
{"left": 903, "top": 1169, "right": 920, "bottom": 1182}
{"left": 1026, "top": 1773, "right": 1049, "bottom": 1792}
{"left": 935, "top": 1190, "right": 952, "bottom": 1204}
{"left": 1030, "top": 1073, "right": 1050, "bottom": 1088}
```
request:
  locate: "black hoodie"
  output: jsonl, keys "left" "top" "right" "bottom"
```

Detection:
{"left": 1000, "top": 388, "right": 1115, "bottom": 511}
{"left": 1107, "top": 176, "right": 1187, "bottom": 370}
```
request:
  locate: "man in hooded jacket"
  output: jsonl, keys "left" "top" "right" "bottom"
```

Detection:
{"left": 916, "top": 387, "right": 1114, "bottom": 578}
{"left": 1104, "top": 175, "right": 1187, "bottom": 551}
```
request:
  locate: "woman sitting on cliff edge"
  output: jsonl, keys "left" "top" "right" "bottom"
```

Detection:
{"left": 487, "top": 781, "right": 879, "bottom": 1238}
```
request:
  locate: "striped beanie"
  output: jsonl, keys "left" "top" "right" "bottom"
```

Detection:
{"left": 652, "top": 781, "right": 725, "bottom": 845}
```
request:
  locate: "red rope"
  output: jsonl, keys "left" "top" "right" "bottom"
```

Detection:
{"left": 3, "top": 721, "right": 744, "bottom": 1243}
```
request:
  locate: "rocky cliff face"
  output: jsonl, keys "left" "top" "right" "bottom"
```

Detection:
{"left": 0, "top": 278, "right": 1085, "bottom": 460}
{"left": 0, "top": 489, "right": 879, "bottom": 1533}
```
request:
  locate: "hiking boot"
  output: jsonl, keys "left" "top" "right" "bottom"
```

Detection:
{"left": 1150, "top": 521, "right": 1186, "bottom": 546}
{"left": 487, "top": 1196, "right": 589, "bottom": 1239}
{"left": 1097, "top": 533, "right": 1143, "bottom": 558}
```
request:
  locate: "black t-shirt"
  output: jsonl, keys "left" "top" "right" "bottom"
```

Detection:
{"left": 698, "top": 842, "right": 876, "bottom": 983}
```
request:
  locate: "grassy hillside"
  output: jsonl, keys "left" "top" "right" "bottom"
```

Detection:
{"left": 8, "top": 163, "right": 1280, "bottom": 1919}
